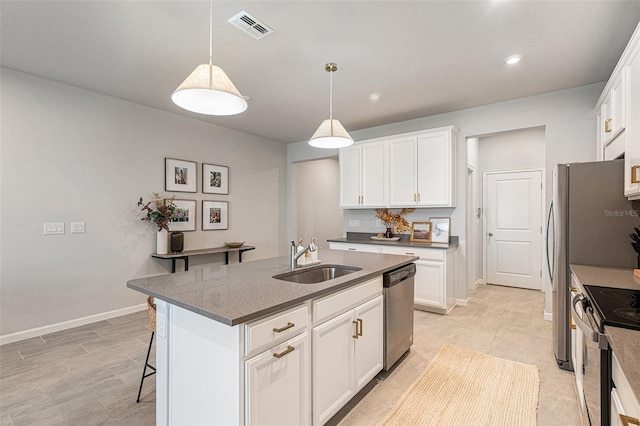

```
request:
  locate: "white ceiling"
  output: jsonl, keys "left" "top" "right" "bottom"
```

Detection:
{"left": 2, "top": 1, "right": 640, "bottom": 143}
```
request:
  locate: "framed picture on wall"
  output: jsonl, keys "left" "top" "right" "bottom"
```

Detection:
{"left": 165, "top": 158, "right": 197, "bottom": 193}
{"left": 167, "top": 199, "right": 196, "bottom": 232}
{"left": 202, "top": 163, "right": 229, "bottom": 195}
{"left": 202, "top": 200, "right": 228, "bottom": 230}
{"left": 410, "top": 222, "right": 432, "bottom": 243}
{"left": 429, "top": 217, "right": 450, "bottom": 243}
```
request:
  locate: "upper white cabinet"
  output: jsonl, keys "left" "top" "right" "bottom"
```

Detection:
{"left": 339, "top": 141, "right": 387, "bottom": 208}
{"left": 340, "top": 126, "right": 458, "bottom": 209}
{"left": 596, "top": 21, "right": 640, "bottom": 200}
{"left": 389, "top": 128, "right": 457, "bottom": 207}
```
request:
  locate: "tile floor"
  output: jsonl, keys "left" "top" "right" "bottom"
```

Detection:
{"left": 0, "top": 284, "right": 582, "bottom": 425}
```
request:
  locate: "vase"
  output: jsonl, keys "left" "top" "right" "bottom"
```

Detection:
{"left": 156, "top": 229, "right": 169, "bottom": 255}
{"left": 385, "top": 227, "right": 393, "bottom": 239}
{"left": 170, "top": 231, "right": 184, "bottom": 253}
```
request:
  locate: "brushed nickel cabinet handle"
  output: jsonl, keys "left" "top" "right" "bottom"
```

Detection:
{"left": 357, "top": 318, "right": 363, "bottom": 336}
{"left": 405, "top": 252, "right": 415, "bottom": 255}
{"left": 605, "top": 118, "right": 613, "bottom": 133}
{"left": 273, "top": 345, "right": 295, "bottom": 358}
{"left": 273, "top": 322, "right": 294, "bottom": 333}
{"left": 413, "top": 193, "right": 417, "bottom": 202}
{"left": 569, "top": 287, "right": 579, "bottom": 292}
{"left": 632, "top": 165, "right": 640, "bottom": 184}
{"left": 352, "top": 320, "right": 359, "bottom": 339}
{"left": 620, "top": 414, "right": 640, "bottom": 426}
{"left": 418, "top": 193, "right": 421, "bottom": 202}
{"left": 348, "top": 248, "right": 357, "bottom": 251}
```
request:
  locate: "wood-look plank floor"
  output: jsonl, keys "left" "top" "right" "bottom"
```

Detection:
{"left": 0, "top": 284, "right": 581, "bottom": 425}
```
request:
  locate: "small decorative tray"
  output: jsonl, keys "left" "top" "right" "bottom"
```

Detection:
{"left": 370, "top": 236, "right": 400, "bottom": 241}
{"left": 224, "top": 241, "right": 245, "bottom": 248}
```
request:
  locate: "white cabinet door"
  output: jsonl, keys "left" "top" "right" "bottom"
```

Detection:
{"left": 353, "top": 295, "right": 383, "bottom": 391}
{"left": 625, "top": 46, "right": 640, "bottom": 199}
{"left": 245, "top": 332, "right": 311, "bottom": 426}
{"left": 361, "top": 141, "right": 387, "bottom": 207}
{"left": 414, "top": 259, "right": 445, "bottom": 310}
{"left": 417, "top": 132, "right": 453, "bottom": 207}
{"left": 612, "top": 72, "right": 627, "bottom": 137}
{"left": 339, "top": 145, "right": 362, "bottom": 208}
{"left": 389, "top": 136, "right": 418, "bottom": 206}
{"left": 312, "top": 310, "right": 355, "bottom": 426}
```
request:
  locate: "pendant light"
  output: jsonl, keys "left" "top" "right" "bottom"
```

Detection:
{"left": 171, "top": 1, "right": 247, "bottom": 116}
{"left": 309, "top": 63, "right": 353, "bottom": 149}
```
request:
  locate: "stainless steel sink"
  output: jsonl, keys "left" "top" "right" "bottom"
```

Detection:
{"left": 273, "top": 264, "right": 362, "bottom": 284}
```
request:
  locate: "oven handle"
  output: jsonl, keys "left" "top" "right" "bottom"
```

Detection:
{"left": 570, "top": 293, "right": 598, "bottom": 343}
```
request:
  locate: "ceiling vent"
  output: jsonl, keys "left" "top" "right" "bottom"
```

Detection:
{"left": 228, "top": 11, "right": 274, "bottom": 40}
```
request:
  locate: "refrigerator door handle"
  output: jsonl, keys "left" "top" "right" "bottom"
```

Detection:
{"left": 545, "top": 200, "right": 554, "bottom": 281}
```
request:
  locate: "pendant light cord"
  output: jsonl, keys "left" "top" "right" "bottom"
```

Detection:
{"left": 329, "top": 69, "right": 333, "bottom": 121}
{"left": 209, "top": 0, "right": 213, "bottom": 66}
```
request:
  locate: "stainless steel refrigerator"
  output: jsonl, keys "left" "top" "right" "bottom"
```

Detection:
{"left": 549, "top": 159, "right": 639, "bottom": 371}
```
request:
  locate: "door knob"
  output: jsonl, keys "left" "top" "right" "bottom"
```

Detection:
{"left": 488, "top": 232, "right": 493, "bottom": 236}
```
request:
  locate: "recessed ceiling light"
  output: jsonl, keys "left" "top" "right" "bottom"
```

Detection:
{"left": 505, "top": 55, "right": 522, "bottom": 65}
{"left": 369, "top": 93, "right": 381, "bottom": 101}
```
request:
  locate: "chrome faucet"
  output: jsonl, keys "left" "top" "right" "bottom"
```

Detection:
{"left": 290, "top": 240, "right": 311, "bottom": 269}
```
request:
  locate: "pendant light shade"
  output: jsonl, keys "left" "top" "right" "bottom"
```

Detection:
{"left": 309, "top": 119, "right": 353, "bottom": 148}
{"left": 172, "top": 64, "right": 247, "bottom": 116}
{"left": 171, "top": 1, "right": 247, "bottom": 116}
{"left": 309, "top": 62, "right": 353, "bottom": 149}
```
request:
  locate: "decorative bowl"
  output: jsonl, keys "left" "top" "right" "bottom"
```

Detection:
{"left": 224, "top": 241, "right": 245, "bottom": 248}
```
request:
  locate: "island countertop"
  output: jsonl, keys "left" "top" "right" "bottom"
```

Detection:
{"left": 127, "top": 249, "right": 418, "bottom": 326}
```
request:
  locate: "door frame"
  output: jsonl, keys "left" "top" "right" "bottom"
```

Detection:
{"left": 482, "top": 168, "right": 545, "bottom": 289}
{"left": 466, "top": 165, "right": 477, "bottom": 290}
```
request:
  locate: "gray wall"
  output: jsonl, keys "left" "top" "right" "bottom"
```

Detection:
{"left": 291, "top": 158, "right": 343, "bottom": 249}
{"left": 1, "top": 68, "right": 287, "bottom": 337}
{"left": 287, "top": 83, "right": 604, "bottom": 315}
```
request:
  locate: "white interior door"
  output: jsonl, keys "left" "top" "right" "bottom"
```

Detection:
{"left": 485, "top": 170, "right": 543, "bottom": 290}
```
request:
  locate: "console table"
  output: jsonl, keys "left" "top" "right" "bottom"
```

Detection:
{"left": 151, "top": 245, "right": 255, "bottom": 273}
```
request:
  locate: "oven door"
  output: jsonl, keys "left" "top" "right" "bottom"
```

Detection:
{"left": 571, "top": 293, "right": 611, "bottom": 426}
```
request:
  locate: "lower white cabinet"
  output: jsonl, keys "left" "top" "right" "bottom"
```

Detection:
{"left": 329, "top": 242, "right": 457, "bottom": 313}
{"left": 569, "top": 283, "right": 585, "bottom": 413}
{"left": 611, "top": 352, "right": 640, "bottom": 426}
{"left": 245, "top": 332, "right": 311, "bottom": 425}
{"left": 312, "top": 295, "right": 383, "bottom": 426}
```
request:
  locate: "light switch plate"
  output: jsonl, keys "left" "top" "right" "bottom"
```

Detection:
{"left": 70, "top": 222, "right": 85, "bottom": 234}
{"left": 44, "top": 223, "right": 65, "bottom": 235}
{"left": 348, "top": 220, "right": 360, "bottom": 227}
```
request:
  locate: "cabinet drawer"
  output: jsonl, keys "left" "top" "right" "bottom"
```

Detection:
{"left": 612, "top": 352, "right": 640, "bottom": 420}
{"left": 245, "top": 305, "right": 309, "bottom": 356}
{"left": 313, "top": 277, "right": 382, "bottom": 325}
{"left": 382, "top": 246, "right": 444, "bottom": 261}
{"left": 328, "top": 242, "right": 381, "bottom": 253}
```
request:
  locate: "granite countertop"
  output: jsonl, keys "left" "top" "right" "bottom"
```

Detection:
{"left": 127, "top": 250, "right": 418, "bottom": 326}
{"left": 327, "top": 232, "right": 459, "bottom": 249}
{"left": 570, "top": 264, "right": 640, "bottom": 404}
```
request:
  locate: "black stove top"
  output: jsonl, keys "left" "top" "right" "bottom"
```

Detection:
{"left": 584, "top": 286, "right": 640, "bottom": 331}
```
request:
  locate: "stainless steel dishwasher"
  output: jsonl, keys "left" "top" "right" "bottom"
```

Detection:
{"left": 383, "top": 263, "right": 416, "bottom": 370}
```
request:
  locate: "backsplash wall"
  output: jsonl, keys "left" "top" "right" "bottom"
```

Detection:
{"left": 341, "top": 208, "right": 456, "bottom": 237}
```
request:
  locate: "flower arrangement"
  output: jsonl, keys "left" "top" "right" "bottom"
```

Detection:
{"left": 375, "top": 208, "right": 415, "bottom": 234}
{"left": 137, "top": 193, "right": 178, "bottom": 232}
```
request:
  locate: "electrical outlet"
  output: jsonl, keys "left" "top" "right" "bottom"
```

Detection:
{"left": 71, "top": 222, "right": 85, "bottom": 234}
{"left": 156, "top": 312, "right": 166, "bottom": 338}
{"left": 44, "top": 223, "right": 65, "bottom": 235}
{"left": 376, "top": 219, "right": 382, "bottom": 228}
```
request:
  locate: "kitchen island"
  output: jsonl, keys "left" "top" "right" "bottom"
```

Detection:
{"left": 127, "top": 250, "right": 417, "bottom": 425}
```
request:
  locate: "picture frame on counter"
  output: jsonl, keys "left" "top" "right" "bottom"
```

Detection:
{"left": 202, "top": 200, "right": 228, "bottom": 230}
{"left": 410, "top": 222, "right": 432, "bottom": 243}
{"left": 168, "top": 199, "right": 196, "bottom": 232}
{"left": 165, "top": 158, "right": 197, "bottom": 193}
{"left": 429, "top": 217, "right": 450, "bottom": 243}
{"left": 202, "top": 163, "right": 229, "bottom": 195}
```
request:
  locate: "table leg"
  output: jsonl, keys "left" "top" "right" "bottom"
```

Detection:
{"left": 225, "top": 252, "right": 229, "bottom": 265}
{"left": 183, "top": 257, "right": 189, "bottom": 271}
{"left": 171, "top": 260, "right": 176, "bottom": 274}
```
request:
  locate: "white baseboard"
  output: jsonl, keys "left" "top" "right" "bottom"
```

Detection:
{"left": 0, "top": 303, "right": 147, "bottom": 346}
{"left": 544, "top": 311, "right": 552, "bottom": 322}
{"left": 476, "top": 279, "right": 486, "bottom": 286}
{"left": 456, "top": 298, "right": 470, "bottom": 307}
